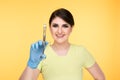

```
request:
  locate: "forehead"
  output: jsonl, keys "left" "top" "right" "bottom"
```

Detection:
{"left": 51, "top": 17, "right": 68, "bottom": 24}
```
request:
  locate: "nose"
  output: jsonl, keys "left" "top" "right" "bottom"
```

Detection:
{"left": 57, "top": 26, "right": 62, "bottom": 34}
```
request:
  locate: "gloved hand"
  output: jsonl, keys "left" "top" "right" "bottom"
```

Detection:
{"left": 27, "top": 40, "right": 48, "bottom": 69}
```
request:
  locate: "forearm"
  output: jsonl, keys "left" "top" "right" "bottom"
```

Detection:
{"left": 19, "top": 66, "right": 39, "bottom": 80}
{"left": 87, "top": 63, "right": 105, "bottom": 80}
{"left": 94, "top": 75, "right": 105, "bottom": 80}
{"left": 94, "top": 78, "right": 105, "bottom": 80}
{"left": 93, "top": 69, "right": 105, "bottom": 80}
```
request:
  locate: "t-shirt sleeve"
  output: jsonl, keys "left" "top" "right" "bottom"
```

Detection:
{"left": 82, "top": 47, "right": 95, "bottom": 68}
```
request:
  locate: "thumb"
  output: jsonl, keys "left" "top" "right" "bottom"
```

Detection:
{"left": 40, "top": 54, "right": 46, "bottom": 59}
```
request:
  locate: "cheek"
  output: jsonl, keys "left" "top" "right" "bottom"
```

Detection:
{"left": 66, "top": 29, "right": 72, "bottom": 35}
{"left": 50, "top": 27, "right": 53, "bottom": 33}
{"left": 50, "top": 28, "right": 55, "bottom": 35}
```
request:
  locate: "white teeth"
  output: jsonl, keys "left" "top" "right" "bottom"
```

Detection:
{"left": 56, "top": 34, "right": 64, "bottom": 38}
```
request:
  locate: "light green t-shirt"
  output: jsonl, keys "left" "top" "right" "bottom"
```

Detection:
{"left": 37, "top": 44, "right": 95, "bottom": 80}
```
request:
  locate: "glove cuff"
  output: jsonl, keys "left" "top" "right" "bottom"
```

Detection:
{"left": 27, "top": 59, "right": 38, "bottom": 69}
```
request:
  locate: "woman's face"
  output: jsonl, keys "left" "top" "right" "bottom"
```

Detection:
{"left": 50, "top": 17, "right": 73, "bottom": 44}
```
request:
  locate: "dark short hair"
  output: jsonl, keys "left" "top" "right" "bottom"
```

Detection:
{"left": 49, "top": 8, "right": 74, "bottom": 27}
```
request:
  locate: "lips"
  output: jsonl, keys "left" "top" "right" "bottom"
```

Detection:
{"left": 56, "top": 34, "right": 65, "bottom": 38}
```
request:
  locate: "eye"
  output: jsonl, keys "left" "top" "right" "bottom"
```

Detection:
{"left": 62, "top": 24, "right": 69, "bottom": 28}
{"left": 52, "top": 24, "right": 58, "bottom": 28}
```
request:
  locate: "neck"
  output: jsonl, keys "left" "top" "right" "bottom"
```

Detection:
{"left": 51, "top": 42, "right": 71, "bottom": 56}
{"left": 52, "top": 42, "right": 70, "bottom": 50}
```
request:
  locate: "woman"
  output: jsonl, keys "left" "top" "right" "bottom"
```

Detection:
{"left": 19, "top": 8, "right": 105, "bottom": 80}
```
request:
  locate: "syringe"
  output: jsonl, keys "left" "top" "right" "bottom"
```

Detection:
{"left": 42, "top": 24, "right": 47, "bottom": 54}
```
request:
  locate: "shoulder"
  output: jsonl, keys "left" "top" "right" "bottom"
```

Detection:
{"left": 70, "top": 44, "right": 92, "bottom": 56}
{"left": 70, "top": 44, "right": 88, "bottom": 56}
{"left": 70, "top": 44, "right": 87, "bottom": 51}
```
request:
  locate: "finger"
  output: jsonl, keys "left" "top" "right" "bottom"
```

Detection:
{"left": 41, "top": 54, "right": 46, "bottom": 59}
{"left": 35, "top": 42, "right": 39, "bottom": 49}
{"left": 31, "top": 44, "right": 35, "bottom": 49}
{"left": 45, "top": 41, "right": 48, "bottom": 45}
{"left": 38, "top": 40, "right": 42, "bottom": 46}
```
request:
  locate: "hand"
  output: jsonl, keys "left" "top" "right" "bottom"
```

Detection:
{"left": 27, "top": 40, "right": 48, "bottom": 69}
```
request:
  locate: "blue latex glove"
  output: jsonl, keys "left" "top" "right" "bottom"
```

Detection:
{"left": 27, "top": 40, "right": 48, "bottom": 69}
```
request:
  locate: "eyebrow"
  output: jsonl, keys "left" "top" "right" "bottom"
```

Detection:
{"left": 52, "top": 23, "right": 69, "bottom": 25}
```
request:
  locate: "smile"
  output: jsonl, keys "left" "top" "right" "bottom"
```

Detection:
{"left": 56, "top": 34, "right": 65, "bottom": 38}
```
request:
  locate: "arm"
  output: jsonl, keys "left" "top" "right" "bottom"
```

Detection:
{"left": 86, "top": 62, "right": 105, "bottom": 80}
{"left": 19, "top": 41, "right": 48, "bottom": 80}
{"left": 19, "top": 66, "right": 40, "bottom": 80}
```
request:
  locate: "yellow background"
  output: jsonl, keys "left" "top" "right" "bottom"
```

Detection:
{"left": 0, "top": 0, "right": 119, "bottom": 80}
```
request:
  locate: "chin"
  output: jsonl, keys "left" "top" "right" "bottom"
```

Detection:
{"left": 54, "top": 40, "right": 67, "bottom": 44}
{"left": 53, "top": 36, "right": 68, "bottom": 44}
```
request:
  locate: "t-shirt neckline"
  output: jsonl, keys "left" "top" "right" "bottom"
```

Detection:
{"left": 49, "top": 44, "right": 72, "bottom": 57}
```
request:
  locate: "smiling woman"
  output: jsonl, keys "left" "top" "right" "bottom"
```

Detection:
{"left": 50, "top": 17, "right": 72, "bottom": 45}
{"left": 19, "top": 8, "right": 105, "bottom": 80}
{"left": 0, "top": 0, "right": 119, "bottom": 80}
